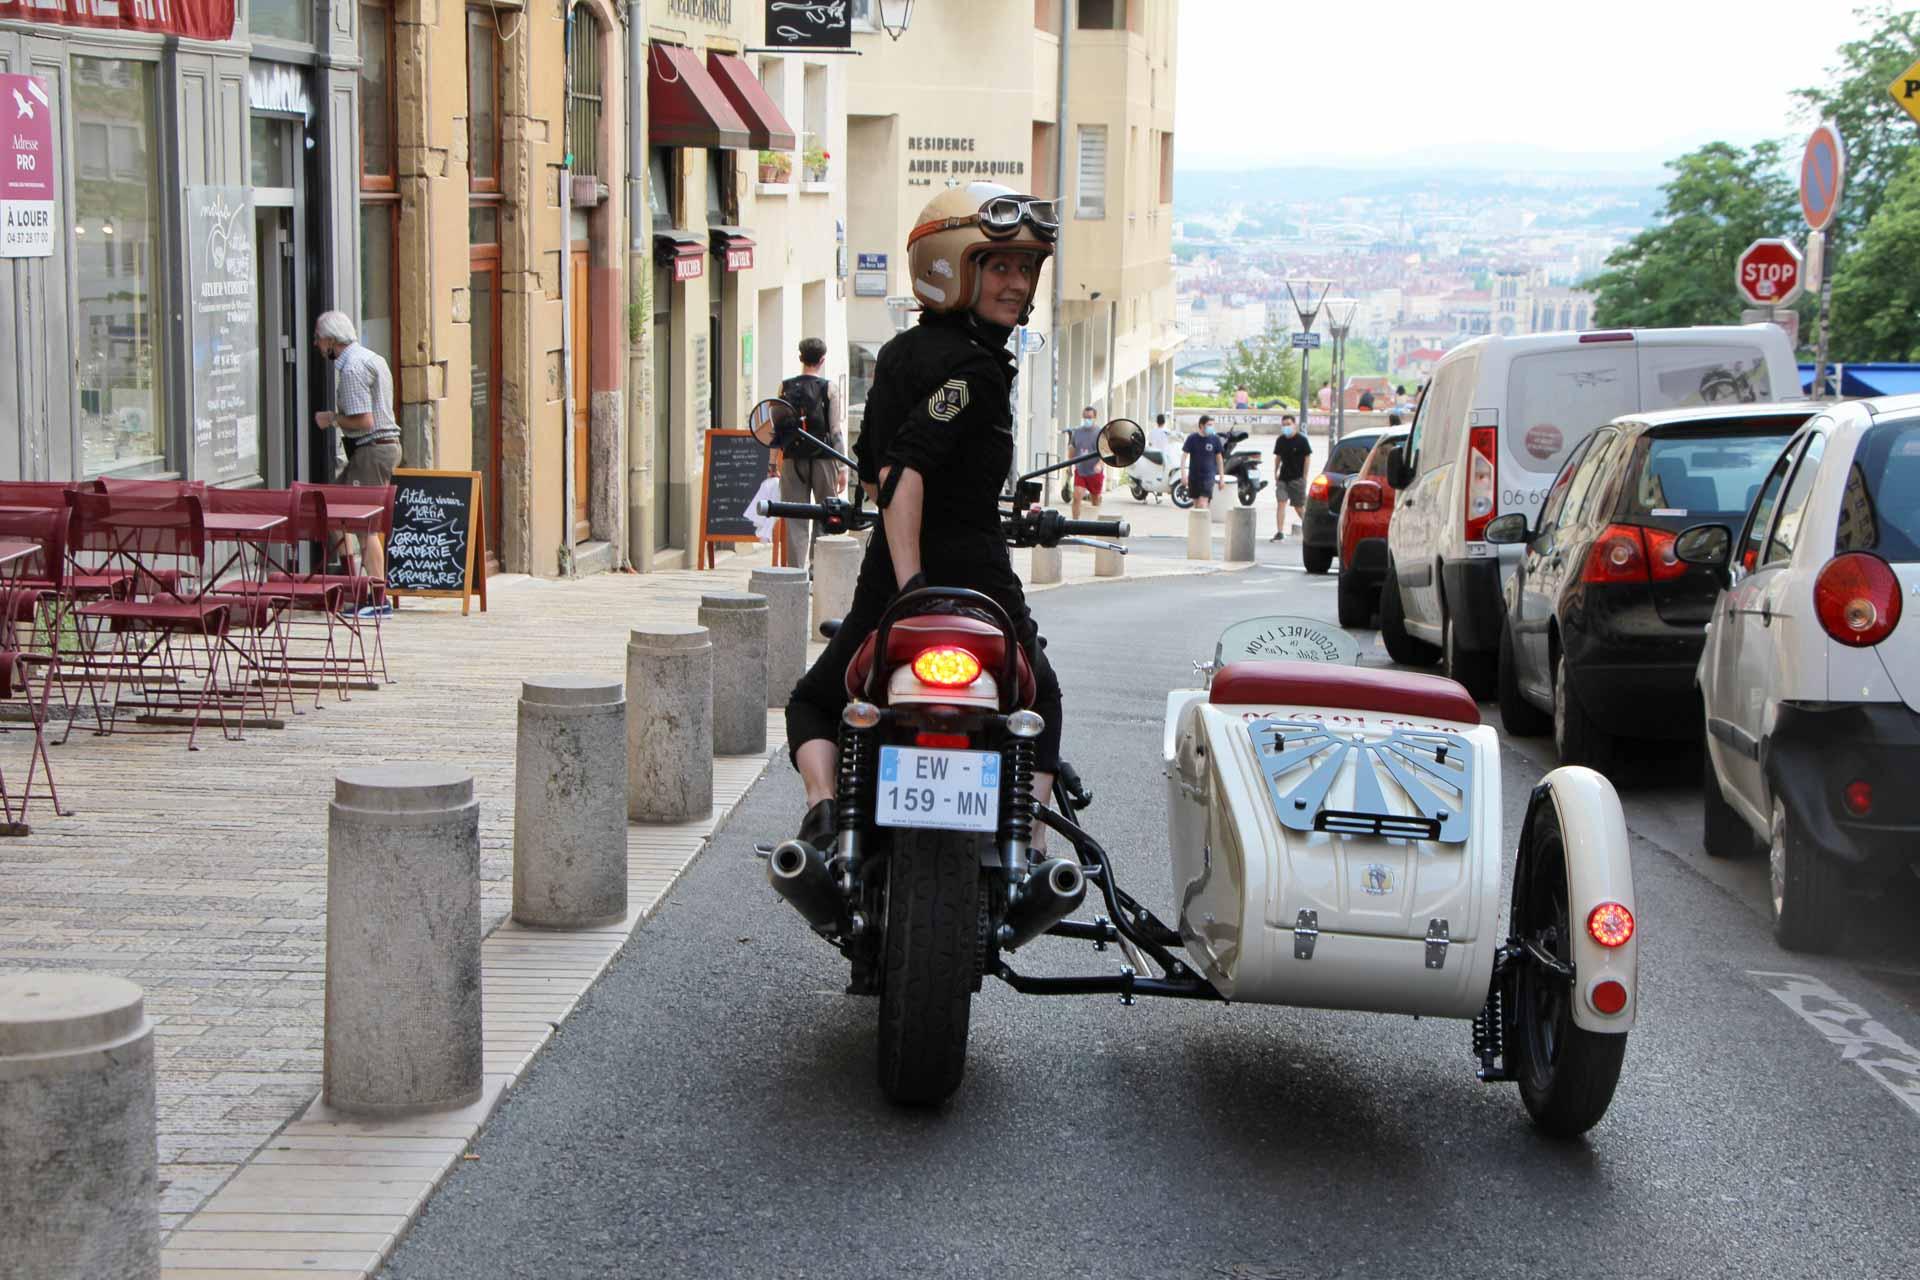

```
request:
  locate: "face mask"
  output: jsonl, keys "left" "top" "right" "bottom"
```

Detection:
{"left": 1202, "top": 424, "right": 1215, "bottom": 435}
{"left": 1283, "top": 425, "right": 1297, "bottom": 437}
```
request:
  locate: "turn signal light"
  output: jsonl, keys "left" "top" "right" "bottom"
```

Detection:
{"left": 1813, "top": 553, "right": 1903, "bottom": 648}
{"left": 1347, "top": 480, "right": 1383, "bottom": 512}
{"left": 911, "top": 646, "right": 982, "bottom": 688}
{"left": 1309, "top": 473, "right": 1331, "bottom": 501}
{"left": 1844, "top": 780, "right": 1874, "bottom": 817}
{"left": 1586, "top": 901, "right": 1635, "bottom": 948}
{"left": 1590, "top": 979, "right": 1629, "bottom": 1016}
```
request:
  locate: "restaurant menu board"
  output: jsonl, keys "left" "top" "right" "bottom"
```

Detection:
{"left": 388, "top": 468, "right": 488, "bottom": 615}
{"left": 187, "top": 187, "right": 259, "bottom": 484}
{"left": 700, "top": 429, "right": 771, "bottom": 567}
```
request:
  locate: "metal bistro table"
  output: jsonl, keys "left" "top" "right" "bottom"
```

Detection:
{"left": 0, "top": 538, "right": 63, "bottom": 832}
{"left": 198, "top": 512, "right": 296, "bottom": 728}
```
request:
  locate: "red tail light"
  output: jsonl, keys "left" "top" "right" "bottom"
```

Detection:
{"left": 1843, "top": 780, "right": 1874, "bottom": 817}
{"left": 1586, "top": 902, "right": 1635, "bottom": 948}
{"left": 1464, "top": 426, "right": 1497, "bottom": 541}
{"left": 1347, "top": 480, "right": 1382, "bottom": 512}
{"left": 1642, "top": 527, "right": 1687, "bottom": 581}
{"left": 1578, "top": 331, "right": 1634, "bottom": 343}
{"left": 1582, "top": 524, "right": 1687, "bottom": 585}
{"left": 911, "top": 646, "right": 983, "bottom": 688}
{"left": 1590, "top": 979, "right": 1629, "bottom": 1015}
{"left": 1813, "top": 553, "right": 1903, "bottom": 648}
{"left": 915, "top": 732, "right": 973, "bottom": 749}
{"left": 1309, "top": 473, "right": 1330, "bottom": 501}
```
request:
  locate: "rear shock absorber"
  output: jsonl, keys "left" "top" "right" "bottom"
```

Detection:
{"left": 1001, "top": 736, "right": 1036, "bottom": 884}
{"left": 835, "top": 721, "right": 870, "bottom": 893}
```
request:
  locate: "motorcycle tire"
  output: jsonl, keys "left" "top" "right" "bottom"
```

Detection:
{"left": 875, "top": 828, "right": 983, "bottom": 1106}
{"left": 1380, "top": 564, "right": 1440, "bottom": 666}
{"left": 1509, "top": 797, "right": 1627, "bottom": 1139}
{"left": 1129, "top": 480, "right": 1148, "bottom": 502}
{"left": 1238, "top": 483, "right": 1257, "bottom": 507}
{"left": 1170, "top": 480, "right": 1194, "bottom": 510}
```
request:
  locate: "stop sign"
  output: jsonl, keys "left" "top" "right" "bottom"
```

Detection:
{"left": 1735, "top": 238, "right": 1804, "bottom": 307}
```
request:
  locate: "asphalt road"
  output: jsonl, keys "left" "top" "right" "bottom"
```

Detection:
{"left": 383, "top": 542, "right": 1920, "bottom": 1280}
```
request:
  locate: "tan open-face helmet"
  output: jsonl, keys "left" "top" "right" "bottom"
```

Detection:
{"left": 907, "top": 182, "right": 1059, "bottom": 321}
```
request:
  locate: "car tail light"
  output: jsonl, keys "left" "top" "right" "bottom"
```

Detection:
{"left": 1590, "top": 979, "right": 1629, "bottom": 1015}
{"left": 1578, "top": 331, "right": 1634, "bottom": 343}
{"left": 1309, "top": 473, "right": 1330, "bottom": 501}
{"left": 1347, "top": 480, "right": 1382, "bottom": 512}
{"left": 915, "top": 732, "right": 973, "bottom": 749}
{"left": 1843, "top": 780, "right": 1873, "bottom": 817}
{"left": 1641, "top": 527, "right": 1687, "bottom": 582}
{"left": 1464, "top": 426, "right": 1497, "bottom": 541}
{"left": 1586, "top": 902, "right": 1635, "bottom": 948}
{"left": 1813, "top": 553, "right": 1903, "bottom": 648}
{"left": 1583, "top": 524, "right": 1648, "bottom": 585}
{"left": 911, "top": 646, "right": 983, "bottom": 687}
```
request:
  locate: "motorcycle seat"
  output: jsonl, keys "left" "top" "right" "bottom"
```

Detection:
{"left": 845, "top": 614, "right": 1038, "bottom": 706}
{"left": 1143, "top": 450, "right": 1166, "bottom": 466}
{"left": 1208, "top": 660, "right": 1479, "bottom": 725}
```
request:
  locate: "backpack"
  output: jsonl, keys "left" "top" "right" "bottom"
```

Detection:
{"left": 777, "top": 375, "right": 831, "bottom": 460}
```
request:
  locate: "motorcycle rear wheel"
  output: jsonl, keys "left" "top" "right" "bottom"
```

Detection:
{"left": 1170, "top": 480, "right": 1193, "bottom": 509}
{"left": 876, "top": 828, "right": 984, "bottom": 1106}
{"left": 1237, "top": 483, "right": 1257, "bottom": 507}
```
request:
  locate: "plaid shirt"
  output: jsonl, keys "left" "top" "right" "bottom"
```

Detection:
{"left": 332, "top": 341, "right": 400, "bottom": 445}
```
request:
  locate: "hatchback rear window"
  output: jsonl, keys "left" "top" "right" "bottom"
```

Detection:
{"left": 1328, "top": 435, "right": 1378, "bottom": 474}
{"left": 1627, "top": 429, "right": 1799, "bottom": 521}
{"left": 1836, "top": 420, "right": 1920, "bottom": 561}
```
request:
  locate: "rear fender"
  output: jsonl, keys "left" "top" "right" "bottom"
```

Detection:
{"left": 1538, "top": 765, "right": 1638, "bottom": 1033}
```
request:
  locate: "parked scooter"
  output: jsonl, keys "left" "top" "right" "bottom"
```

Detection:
{"left": 1220, "top": 428, "right": 1268, "bottom": 507}
{"left": 1127, "top": 445, "right": 1191, "bottom": 507}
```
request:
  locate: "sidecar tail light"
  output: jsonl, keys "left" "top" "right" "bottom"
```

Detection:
{"left": 1590, "top": 979, "right": 1629, "bottom": 1016}
{"left": 911, "top": 646, "right": 982, "bottom": 688}
{"left": 1586, "top": 901, "right": 1635, "bottom": 948}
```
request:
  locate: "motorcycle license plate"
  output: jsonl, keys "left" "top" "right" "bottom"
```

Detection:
{"left": 875, "top": 747, "right": 1001, "bottom": 834}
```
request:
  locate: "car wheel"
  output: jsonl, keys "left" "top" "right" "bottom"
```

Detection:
{"left": 1497, "top": 619, "right": 1551, "bottom": 736}
{"left": 1442, "top": 607, "right": 1497, "bottom": 701}
{"left": 1302, "top": 544, "right": 1334, "bottom": 575}
{"left": 1768, "top": 796, "right": 1844, "bottom": 953}
{"left": 1552, "top": 654, "right": 1615, "bottom": 773}
{"left": 1380, "top": 565, "right": 1439, "bottom": 666}
{"left": 1701, "top": 749, "right": 1755, "bottom": 858}
{"left": 1129, "top": 480, "right": 1147, "bottom": 502}
{"left": 1337, "top": 570, "right": 1375, "bottom": 629}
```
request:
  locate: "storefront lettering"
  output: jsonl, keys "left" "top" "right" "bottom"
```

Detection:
{"left": 665, "top": 0, "right": 732, "bottom": 23}
{"left": 0, "top": 0, "right": 237, "bottom": 41}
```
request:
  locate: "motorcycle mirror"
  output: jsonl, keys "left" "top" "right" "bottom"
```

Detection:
{"left": 747, "top": 398, "right": 796, "bottom": 449}
{"left": 1099, "top": 418, "right": 1147, "bottom": 468}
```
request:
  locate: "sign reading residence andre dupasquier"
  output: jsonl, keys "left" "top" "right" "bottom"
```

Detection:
{"left": 906, "top": 135, "right": 1027, "bottom": 188}
{"left": 187, "top": 187, "right": 259, "bottom": 482}
{"left": 1, "top": 73, "right": 54, "bottom": 258}
{"left": 0, "top": 0, "right": 235, "bottom": 39}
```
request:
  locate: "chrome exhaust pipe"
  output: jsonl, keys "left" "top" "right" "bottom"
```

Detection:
{"left": 768, "top": 840, "right": 845, "bottom": 936}
{"left": 997, "top": 858, "right": 1087, "bottom": 952}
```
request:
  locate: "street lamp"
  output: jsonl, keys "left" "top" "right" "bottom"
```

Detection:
{"left": 1323, "top": 297, "right": 1360, "bottom": 444}
{"left": 1283, "top": 278, "right": 1333, "bottom": 437}
{"left": 876, "top": 0, "right": 916, "bottom": 40}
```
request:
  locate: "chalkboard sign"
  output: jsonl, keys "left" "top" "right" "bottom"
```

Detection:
{"left": 700, "top": 429, "right": 775, "bottom": 568}
{"left": 387, "top": 468, "right": 488, "bottom": 615}
{"left": 764, "top": 0, "right": 851, "bottom": 49}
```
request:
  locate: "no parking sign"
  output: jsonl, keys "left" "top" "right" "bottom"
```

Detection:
{"left": 1800, "top": 123, "right": 1846, "bottom": 233}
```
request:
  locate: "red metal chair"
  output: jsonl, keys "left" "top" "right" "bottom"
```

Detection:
{"left": 0, "top": 647, "right": 64, "bottom": 834}
{"left": 207, "top": 488, "right": 348, "bottom": 707}
{"left": 284, "top": 482, "right": 395, "bottom": 685}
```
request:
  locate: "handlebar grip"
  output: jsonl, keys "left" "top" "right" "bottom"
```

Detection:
{"left": 1058, "top": 519, "right": 1130, "bottom": 539}
{"left": 761, "top": 501, "right": 827, "bottom": 520}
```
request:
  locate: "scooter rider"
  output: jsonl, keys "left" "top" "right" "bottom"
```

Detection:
{"left": 784, "top": 182, "right": 1065, "bottom": 852}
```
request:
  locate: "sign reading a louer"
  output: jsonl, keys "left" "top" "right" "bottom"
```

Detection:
{"left": 1, "top": 73, "right": 55, "bottom": 259}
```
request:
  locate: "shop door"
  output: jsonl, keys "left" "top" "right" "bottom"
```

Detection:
{"left": 469, "top": 262, "right": 502, "bottom": 567}
{"left": 571, "top": 248, "right": 592, "bottom": 542}
{"left": 653, "top": 261, "right": 677, "bottom": 551}
{"left": 254, "top": 207, "right": 299, "bottom": 488}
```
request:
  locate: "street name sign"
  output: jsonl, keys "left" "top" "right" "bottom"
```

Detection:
{"left": 1892, "top": 55, "right": 1920, "bottom": 128}
{"left": 1290, "top": 332, "right": 1323, "bottom": 350}
{"left": 1, "top": 73, "right": 54, "bottom": 259}
{"left": 1736, "top": 239, "right": 1803, "bottom": 308}
{"left": 1800, "top": 123, "right": 1846, "bottom": 232}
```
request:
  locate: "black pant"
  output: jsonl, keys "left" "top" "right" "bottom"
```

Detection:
{"left": 785, "top": 533, "right": 1065, "bottom": 772}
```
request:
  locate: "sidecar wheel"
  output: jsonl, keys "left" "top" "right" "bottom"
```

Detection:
{"left": 876, "top": 828, "right": 982, "bottom": 1106}
{"left": 1510, "top": 800, "right": 1626, "bottom": 1139}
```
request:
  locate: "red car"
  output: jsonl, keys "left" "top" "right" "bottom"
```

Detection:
{"left": 1334, "top": 430, "right": 1407, "bottom": 627}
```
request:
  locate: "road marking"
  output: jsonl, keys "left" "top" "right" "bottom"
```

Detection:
{"left": 1751, "top": 970, "right": 1920, "bottom": 1122}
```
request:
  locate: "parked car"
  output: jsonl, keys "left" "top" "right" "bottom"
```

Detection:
{"left": 1301, "top": 427, "right": 1394, "bottom": 575}
{"left": 1484, "top": 404, "right": 1818, "bottom": 767}
{"left": 1381, "top": 325, "right": 1800, "bottom": 698}
{"left": 1334, "top": 429, "right": 1408, "bottom": 627}
{"left": 1679, "top": 394, "right": 1920, "bottom": 951}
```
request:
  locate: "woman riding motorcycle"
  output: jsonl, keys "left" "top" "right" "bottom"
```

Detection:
{"left": 784, "top": 182, "right": 1063, "bottom": 851}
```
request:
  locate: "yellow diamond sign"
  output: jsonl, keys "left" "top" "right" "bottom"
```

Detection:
{"left": 1892, "top": 56, "right": 1920, "bottom": 127}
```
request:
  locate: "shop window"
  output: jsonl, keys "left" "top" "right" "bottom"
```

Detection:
{"left": 649, "top": 147, "right": 680, "bottom": 226}
{"left": 253, "top": 0, "right": 315, "bottom": 43}
{"left": 802, "top": 63, "right": 829, "bottom": 183}
{"left": 360, "top": 2, "right": 400, "bottom": 360}
{"left": 567, "top": 8, "right": 604, "bottom": 181}
{"left": 1075, "top": 125, "right": 1106, "bottom": 219}
{"left": 251, "top": 115, "right": 298, "bottom": 189}
{"left": 72, "top": 56, "right": 167, "bottom": 478}
{"left": 359, "top": 3, "right": 394, "bottom": 182}
{"left": 1079, "top": 0, "right": 1125, "bottom": 29}
{"left": 467, "top": 6, "right": 501, "bottom": 192}
{"left": 850, "top": 0, "right": 874, "bottom": 29}
{"left": 706, "top": 150, "right": 739, "bottom": 225}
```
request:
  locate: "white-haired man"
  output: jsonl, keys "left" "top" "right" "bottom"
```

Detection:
{"left": 311, "top": 310, "right": 400, "bottom": 607}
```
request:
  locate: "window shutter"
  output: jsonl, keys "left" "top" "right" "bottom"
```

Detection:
{"left": 1076, "top": 125, "right": 1107, "bottom": 219}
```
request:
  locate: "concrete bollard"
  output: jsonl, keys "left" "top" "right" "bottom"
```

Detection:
{"left": 699, "top": 593, "right": 770, "bottom": 755}
{"left": 810, "top": 536, "right": 862, "bottom": 632}
{"left": 1186, "top": 509, "right": 1213, "bottom": 561}
{"left": 1226, "top": 506, "right": 1257, "bottom": 563}
{"left": 1095, "top": 547, "right": 1125, "bottom": 577}
{"left": 0, "top": 974, "right": 159, "bottom": 1280}
{"left": 514, "top": 676, "right": 629, "bottom": 929}
{"left": 1030, "top": 544, "right": 1063, "bottom": 585}
{"left": 1210, "top": 492, "right": 1230, "bottom": 524}
{"left": 627, "top": 624, "right": 714, "bottom": 822}
{"left": 750, "top": 566, "right": 810, "bottom": 708}
{"left": 326, "top": 766, "right": 482, "bottom": 1116}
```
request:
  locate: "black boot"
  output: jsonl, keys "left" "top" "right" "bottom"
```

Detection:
{"left": 796, "top": 797, "right": 837, "bottom": 852}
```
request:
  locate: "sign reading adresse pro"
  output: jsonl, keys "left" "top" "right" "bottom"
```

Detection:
{"left": 1, "top": 73, "right": 55, "bottom": 259}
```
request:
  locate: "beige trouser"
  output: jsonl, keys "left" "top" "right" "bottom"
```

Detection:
{"left": 779, "top": 457, "right": 839, "bottom": 569}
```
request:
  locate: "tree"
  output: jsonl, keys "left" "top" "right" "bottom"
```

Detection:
{"left": 1792, "top": 3, "right": 1920, "bottom": 256}
{"left": 1588, "top": 142, "right": 1798, "bottom": 330}
{"left": 1218, "top": 321, "right": 1299, "bottom": 404}
{"left": 1829, "top": 151, "right": 1920, "bottom": 360}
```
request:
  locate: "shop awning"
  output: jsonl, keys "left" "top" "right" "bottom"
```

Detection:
{"left": 655, "top": 229, "right": 706, "bottom": 282}
{"left": 706, "top": 53, "right": 797, "bottom": 152}
{"left": 711, "top": 228, "right": 756, "bottom": 273}
{"left": 649, "top": 43, "right": 750, "bottom": 151}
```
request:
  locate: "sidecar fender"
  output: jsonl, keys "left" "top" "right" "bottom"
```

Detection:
{"left": 1536, "top": 765, "right": 1639, "bottom": 1034}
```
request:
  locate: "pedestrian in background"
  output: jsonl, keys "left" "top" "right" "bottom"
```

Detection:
{"left": 1184, "top": 414, "right": 1224, "bottom": 510}
{"left": 1358, "top": 387, "right": 1376, "bottom": 411}
{"left": 1271, "top": 413, "right": 1312, "bottom": 541}
{"left": 1232, "top": 386, "right": 1252, "bottom": 412}
{"left": 311, "top": 310, "right": 400, "bottom": 612}
{"left": 1066, "top": 405, "right": 1103, "bottom": 519}
{"left": 777, "top": 337, "right": 844, "bottom": 570}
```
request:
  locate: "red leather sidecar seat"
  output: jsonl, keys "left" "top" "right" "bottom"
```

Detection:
{"left": 845, "top": 614, "right": 1038, "bottom": 706}
{"left": 1208, "top": 660, "right": 1479, "bottom": 725}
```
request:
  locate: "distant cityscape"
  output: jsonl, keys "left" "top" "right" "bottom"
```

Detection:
{"left": 1171, "top": 163, "right": 1666, "bottom": 395}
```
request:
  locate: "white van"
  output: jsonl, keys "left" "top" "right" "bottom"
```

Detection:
{"left": 1381, "top": 325, "right": 1800, "bottom": 698}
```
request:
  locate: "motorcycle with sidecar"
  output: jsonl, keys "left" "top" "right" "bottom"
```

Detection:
{"left": 747, "top": 401, "right": 1639, "bottom": 1138}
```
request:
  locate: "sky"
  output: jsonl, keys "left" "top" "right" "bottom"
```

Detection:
{"left": 1175, "top": 0, "right": 1883, "bottom": 172}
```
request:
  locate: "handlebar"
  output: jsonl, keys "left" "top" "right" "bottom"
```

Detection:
{"left": 757, "top": 497, "right": 877, "bottom": 533}
{"left": 1057, "top": 518, "right": 1130, "bottom": 539}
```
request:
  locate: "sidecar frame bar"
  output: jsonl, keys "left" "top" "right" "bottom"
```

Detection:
{"left": 996, "top": 964, "right": 1223, "bottom": 1002}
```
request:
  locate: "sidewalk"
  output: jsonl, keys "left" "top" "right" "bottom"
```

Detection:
{"left": 0, "top": 537, "right": 1240, "bottom": 1278}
